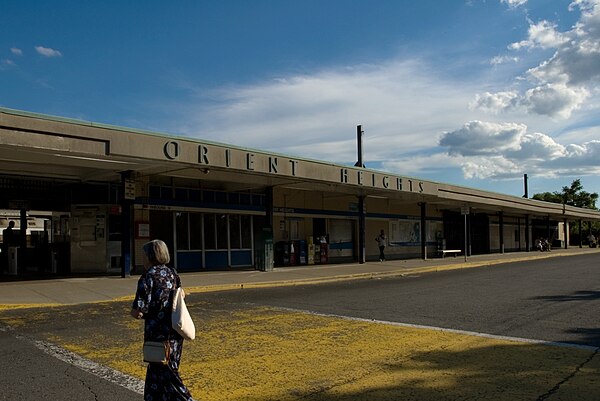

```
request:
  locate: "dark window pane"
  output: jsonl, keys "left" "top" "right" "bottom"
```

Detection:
{"left": 176, "top": 212, "right": 189, "bottom": 250}
{"left": 240, "top": 194, "right": 251, "bottom": 205}
{"left": 216, "top": 192, "right": 227, "bottom": 204}
{"left": 241, "top": 215, "right": 252, "bottom": 248}
{"left": 149, "top": 186, "right": 161, "bottom": 199}
{"left": 175, "top": 188, "right": 188, "bottom": 200}
{"left": 189, "top": 213, "right": 203, "bottom": 250}
{"left": 229, "top": 214, "right": 241, "bottom": 249}
{"left": 204, "top": 214, "right": 216, "bottom": 249}
{"left": 217, "top": 214, "right": 228, "bottom": 249}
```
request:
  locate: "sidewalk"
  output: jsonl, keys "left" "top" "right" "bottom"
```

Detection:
{"left": 1, "top": 247, "right": 599, "bottom": 305}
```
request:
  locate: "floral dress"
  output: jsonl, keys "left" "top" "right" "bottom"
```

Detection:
{"left": 133, "top": 264, "right": 196, "bottom": 401}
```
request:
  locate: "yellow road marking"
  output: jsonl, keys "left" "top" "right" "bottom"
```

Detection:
{"left": 0, "top": 302, "right": 598, "bottom": 400}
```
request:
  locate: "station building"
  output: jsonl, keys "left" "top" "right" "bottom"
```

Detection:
{"left": 1, "top": 107, "right": 599, "bottom": 277}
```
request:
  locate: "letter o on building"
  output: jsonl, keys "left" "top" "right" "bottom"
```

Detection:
{"left": 164, "top": 141, "right": 179, "bottom": 160}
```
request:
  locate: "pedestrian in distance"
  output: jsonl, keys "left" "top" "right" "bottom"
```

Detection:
{"left": 2, "top": 220, "right": 16, "bottom": 246}
{"left": 131, "top": 239, "right": 196, "bottom": 401}
{"left": 376, "top": 229, "right": 386, "bottom": 261}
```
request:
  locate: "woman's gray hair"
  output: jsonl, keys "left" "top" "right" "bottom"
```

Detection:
{"left": 142, "top": 239, "right": 171, "bottom": 265}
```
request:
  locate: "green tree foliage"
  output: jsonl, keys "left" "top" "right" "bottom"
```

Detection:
{"left": 533, "top": 179, "right": 599, "bottom": 243}
{"left": 532, "top": 179, "right": 598, "bottom": 209}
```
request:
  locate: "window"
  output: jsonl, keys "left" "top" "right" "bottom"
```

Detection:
{"left": 176, "top": 212, "right": 189, "bottom": 250}
{"left": 217, "top": 214, "right": 228, "bottom": 249}
{"left": 204, "top": 214, "right": 216, "bottom": 249}
{"left": 241, "top": 215, "right": 252, "bottom": 248}
{"left": 230, "top": 214, "right": 241, "bottom": 249}
{"left": 189, "top": 213, "right": 203, "bottom": 250}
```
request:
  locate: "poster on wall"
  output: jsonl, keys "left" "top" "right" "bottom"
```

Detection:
{"left": 136, "top": 222, "right": 150, "bottom": 239}
{"left": 389, "top": 220, "right": 421, "bottom": 245}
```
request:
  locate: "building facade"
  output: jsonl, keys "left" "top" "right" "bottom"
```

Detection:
{"left": 1, "top": 107, "right": 598, "bottom": 277}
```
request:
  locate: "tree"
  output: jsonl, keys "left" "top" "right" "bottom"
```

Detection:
{"left": 532, "top": 179, "right": 598, "bottom": 209}
{"left": 532, "top": 179, "right": 599, "bottom": 244}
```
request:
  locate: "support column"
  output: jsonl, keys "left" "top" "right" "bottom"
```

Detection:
{"left": 265, "top": 186, "right": 274, "bottom": 230}
{"left": 499, "top": 212, "right": 504, "bottom": 254}
{"left": 19, "top": 209, "right": 27, "bottom": 272}
{"left": 358, "top": 196, "right": 366, "bottom": 264}
{"left": 120, "top": 171, "right": 134, "bottom": 278}
{"left": 419, "top": 202, "right": 427, "bottom": 260}
{"left": 564, "top": 219, "right": 568, "bottom": 249}
{"left": 578, "top": 219, "right": 582, "bottom": 248}
{"left": 525, "top": 214, "right": 530, "bottom": 252}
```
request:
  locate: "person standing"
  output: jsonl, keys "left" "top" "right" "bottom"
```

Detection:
{"left": 131, "top": 239, "right": 196, "bottom": 401}
{"left": 376, "top": 229, "right": 386, "bottom": 261}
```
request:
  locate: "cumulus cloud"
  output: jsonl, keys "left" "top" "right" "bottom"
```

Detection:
{"left": 474, "top": 1, "right": 600, "bottom": 119}
{"left": 439, "top": 121, "right": 528, "bottom": 156}
{"left": 439, "top": 120, "right": 600, "bottom": 179}
{"left": 10, "top": 48, "right": 22, "bottom": 56}
{"left": 509, "top": 20, "right": 568, "bottom": 50}
{"left": 521, "top": 83, "right": 589, "bottom": 118}
{"left": 501, "top": 0, "right": 528, "bottom": 8}
{"left": 471, "top": 91, "right": 519, "bottom": 113}
{"left": 35, "top": 46, "right": 62, "bottom": 57}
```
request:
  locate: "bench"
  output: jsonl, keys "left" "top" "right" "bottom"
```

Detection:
{"left": 441, "top": 249, "right": 461, "bottom": 258}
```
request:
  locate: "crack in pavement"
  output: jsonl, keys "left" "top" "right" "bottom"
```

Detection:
{"left": 64, "top": 366, "right": 100, "bottom": 401}
{"left": 535, "top": 347, "right": 599, "bottom": 401}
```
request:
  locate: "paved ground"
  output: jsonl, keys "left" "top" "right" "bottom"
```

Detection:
{"left": 0, "top": 248, "right": 599, "bottom": 401}
{"left": 1, "top": 247, "right": 599, "bottom": 305}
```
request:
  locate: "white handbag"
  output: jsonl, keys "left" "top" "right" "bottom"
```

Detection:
{"left": 172, "top": 287, "right": 196, "bottom": 340}
{"left": 143, "top": 341, "right": 169, "bottom": 364}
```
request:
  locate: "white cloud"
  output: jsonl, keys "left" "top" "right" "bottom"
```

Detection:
{"left": 509, "top": 20, "right": 568, "bottom": 50}
{"left": 35, "top": 46, "right": 62, "bottom": 57}
{"left": 439, "top": 120, "right": 600, "bottom": 179}
{"left": 474, "top": 1, "right": 600, "bottom": 119}
{"left": 490, "top": 55, "right": 519, "bottom": 65}
{"left": 521, "top": 83, "right": 589, "bottom": 118}
{"left": 501, "top": 0, "right": 528, "bottom": 8}
{"left": 10, "top": 48, "right": 22, "bottom": 56}
{"left": 471, "top": 91, "right": 519, "bottom": 113}
{"left": 439, "top": 121, "right": 527, "bottom": 156}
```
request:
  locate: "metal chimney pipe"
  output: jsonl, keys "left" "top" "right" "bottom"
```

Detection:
{"left": 355, "top": 125, "right": 364, "bottom": 168}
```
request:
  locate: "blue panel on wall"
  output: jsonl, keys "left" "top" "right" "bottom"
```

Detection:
{"left": 231, "top": 250, "right": 252, "bottom": 266}
{"left": 176, "top": 251, "right": 203, "bottom": 272}
{"left": 205, "top": 251, "right": 228, "bottom": 270}
{"left": 329, "top": 241, "right": 354, "bottom": 250}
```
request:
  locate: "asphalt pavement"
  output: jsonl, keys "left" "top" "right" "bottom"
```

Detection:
{"left": 1, "top": 247, "right": 599, "bottom": 305}
{"left": 1, "top": 247, "right": 600, "bottom": 401}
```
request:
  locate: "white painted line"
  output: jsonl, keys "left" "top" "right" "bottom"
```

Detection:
{"left": 275, "top": 306, "right": 600, "bottom": 352}
{"left": 1, "top": 323, "right": 144, "bottom": 394}
{"left": 27, "top": 337, "right": 145, "bottom": 394}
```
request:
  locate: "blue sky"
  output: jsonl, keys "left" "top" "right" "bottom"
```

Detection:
{"left": 1, "top": 0, "right": 600, "bottom": 199}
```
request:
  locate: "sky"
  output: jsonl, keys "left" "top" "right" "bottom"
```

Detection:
{"left": 1, "top": 0, "right": 600, "bottom": 199}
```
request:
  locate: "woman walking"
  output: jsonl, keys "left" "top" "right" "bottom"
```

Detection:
{"left": 131, "top": 239, "right": 196, "bottom": 401}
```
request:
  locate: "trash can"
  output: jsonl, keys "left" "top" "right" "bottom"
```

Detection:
{"left": 257, "top": 228, "right": 274, "bottom": 271}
